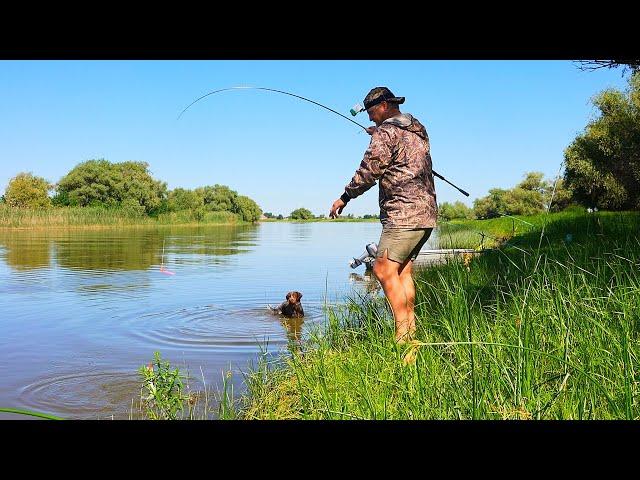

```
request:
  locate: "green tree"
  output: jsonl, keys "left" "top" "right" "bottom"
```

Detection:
{"left": 473, "top": 188, "right": 509, "bottom": 219}
{"left": 115, "top": 161, "right": 167, "bottom": 214}
{"left": 198, "top": 184, "right": 238, "bottom": 212}
{"left": 564, "top": 72, "right": 640, "bottom": 210}
{"left": 55, "top": 159, "right": 119, "bottom": 207}
{"left": 438, "top": 201, "right": 474, "bottom": 221}
{"left": 167, "top": 188, "right": 202, "bottom": 212}
{"left": 55, "top": 159, "right": 167, "bottom": 214}
{"left": 545, "top": 178, "right": 573, "bottom": 212}
{"left": 289, "top": 207, "right": 314, "bottom": 220}
{"left": 232, "top": 195, "right": 262, "bottom": 222}
{"left": 4, "top": 172, "right": 52, "bottom": 209}
{"left": 517, "top": 171, "right": 547, "bottom": 193}
{"left": 472, "top": 171, "right": 572, "bottom": 219}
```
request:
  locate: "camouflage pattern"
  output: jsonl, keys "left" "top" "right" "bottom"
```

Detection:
{"left": 363, "top": 86, "right": 405, "bottom": 110}
{"left": 344, "top": 113, "right": 437, "bottom": 228}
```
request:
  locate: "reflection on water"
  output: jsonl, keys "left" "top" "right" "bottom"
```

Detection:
{"left": 0, "top": 222, "right": 437, "bottom": 419}
{"left": 349, "top": 270, "right": 383, "bottom": 296}
{"left": 280, "top": 316, "right": 304, "bottom": 343}
{"left": 0, "top": 225, "right": 257, "bottom": 272}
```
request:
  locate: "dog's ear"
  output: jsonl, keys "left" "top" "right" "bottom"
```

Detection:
{"left": 295, "top": 291, "right": 303, "bottom": 300}
{"left": 286, "top": 291, "right": 292, "bottom": 301}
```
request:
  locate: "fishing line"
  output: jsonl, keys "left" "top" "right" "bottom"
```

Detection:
{"left": 178, "top": 86, "right": 470, "bottom": 197}
{"left": 160, "top": 238, "right": 175, "bottom": 275}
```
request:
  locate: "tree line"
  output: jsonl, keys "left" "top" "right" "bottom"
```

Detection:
{"left": 1, "top": 159, "right": 262, "bottom": 223}
{"left": 440, "top": 71, "right": 640, "bottom": 220}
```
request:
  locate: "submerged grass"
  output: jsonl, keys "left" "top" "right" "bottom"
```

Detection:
{"left": 229, "top": 210, "right": 640, "bottom": 419}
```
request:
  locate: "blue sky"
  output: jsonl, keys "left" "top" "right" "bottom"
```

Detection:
{"left": 0, "top": 60, "right": 630, "bottom": 217}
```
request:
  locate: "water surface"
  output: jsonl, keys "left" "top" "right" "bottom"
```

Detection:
{"left": 0, "top": 222, "right": 437, "bottom": 419}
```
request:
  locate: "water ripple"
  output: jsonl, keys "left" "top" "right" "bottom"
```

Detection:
{"left": 124, "top": 303, "right": 325, "bottom": 352}
{"left": 19, "top": 370, "right": 141, "bottom": 420}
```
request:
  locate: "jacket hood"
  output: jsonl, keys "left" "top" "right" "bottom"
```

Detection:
{"left": 383, "top": 113, "right": 428, "bottom": 141}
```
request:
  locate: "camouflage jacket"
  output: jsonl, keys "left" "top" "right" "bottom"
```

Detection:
{"left": 342, "top": 113, "right": 437, "bottom": 228}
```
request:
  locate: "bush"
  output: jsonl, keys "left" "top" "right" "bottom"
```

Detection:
{"left": 4, "top": 172, "right": 51, "bottom": 209}
{"left": 438, "top": 201, "right": 474, "bottom": 221}
{"left": 139, "top": 352, "right": 188, "bottom": 420}
{"left": 290, "top": 207, "right": 314, "bottom": 220}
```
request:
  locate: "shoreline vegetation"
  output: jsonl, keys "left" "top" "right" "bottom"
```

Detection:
{"left": 0, "top": 205, "right": 248, "bottom": 229}
{"left": 213, "top": 209, "right": 640, "bottom": 420}
{"left": 0, "top": 204, "right": 380, "bottom": 229}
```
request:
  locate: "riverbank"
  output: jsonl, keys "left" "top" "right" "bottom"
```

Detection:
{"left": 0, "top": 205, "right": 250, "bottom": 228}
{"left": 227, "top": 209, "right": 640, "bottom": 419}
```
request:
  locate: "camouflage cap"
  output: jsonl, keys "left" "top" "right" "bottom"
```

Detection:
{"left": 363, "top": 86, "right": 405, "bottom": 110}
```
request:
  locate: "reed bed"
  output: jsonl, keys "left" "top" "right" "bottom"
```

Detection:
{"left": 0, "top": 205, "right": 244, "bottom": 228}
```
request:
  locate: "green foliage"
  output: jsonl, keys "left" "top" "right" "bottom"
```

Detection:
{"left": 167, "top": 187, "right": 201, "bottom": 212}
{"left": 165, "top": 184, "right": 261, "bottom": 222}
{"left": 198, "top": 184, "right": 237, "bottom": 212}
{"left": 473, "top": 188, "right": 510, "bottom": 219}
{"left": 438, "top": 201, "right": 474, "bottom": 221}
{"left": 139, "top": 352, "right": 188, "bottom": 420}
{"left": 289, "top": 207, "right": 314, "bottom": 220}
{"left": 564, "top": 72, "right": 640, "bottom": 210}
{"left": 4, "top": 172, "right": 52, "bottom": 209}
{"left": 55, "top": 159, "right": 167, "bottom": 214}
{"left": 362, "top": 214, "right": 379, "bottom": 219}
{"left": 546, "top": 178, "right": 574, "bottom": 212}
{"left": 232, "top": 195, "right": 262, "bottom": 222}
{"left": 473, "top": 171, "right": 573, "bottom": 219}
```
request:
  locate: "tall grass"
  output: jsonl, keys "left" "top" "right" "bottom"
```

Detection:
{"left": 0, "top": 205, "right": 245, "bottom": 228}
{"left": 233, "top": 210, "right": 640, "bottom": 419}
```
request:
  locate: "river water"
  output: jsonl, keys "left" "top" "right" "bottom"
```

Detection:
{"left": 0, "top": 222, "right": 437, "bottom": 419}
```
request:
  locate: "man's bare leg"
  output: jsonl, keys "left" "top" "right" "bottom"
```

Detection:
{"left": 398, "top": 260, "right": 416, "bottom": 339}
{"left": 373, "top": 249, "right": 411, "bottom": 343}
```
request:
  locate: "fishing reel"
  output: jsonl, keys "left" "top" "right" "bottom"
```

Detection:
{"left": 349, "top": 242, "right": 378, "bottom": 269}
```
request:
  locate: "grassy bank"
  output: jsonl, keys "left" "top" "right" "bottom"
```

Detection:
{"left": 0, "top": 205, "right": 247, "bottom": 228}
{"left": 230, "top": 209, "right": 640, "bottom": 419}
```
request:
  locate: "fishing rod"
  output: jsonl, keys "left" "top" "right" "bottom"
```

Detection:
{"left": 178, "top": 86, "right": 469, "bottom": 197}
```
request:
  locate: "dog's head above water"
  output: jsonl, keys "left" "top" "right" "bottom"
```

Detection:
{"left": 286, "top": 291, "right": 302, "bottom": 303}
{"left": 281, "top": 291, "right": 304, "bottom": 318}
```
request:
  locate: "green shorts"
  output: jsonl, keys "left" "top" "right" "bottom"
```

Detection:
{"left": 376, "top": 227, "right": 433, "bottom": 264}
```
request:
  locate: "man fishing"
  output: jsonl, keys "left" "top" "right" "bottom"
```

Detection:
{"left": 329, "top": 87, "right": 437, "bottom": 343}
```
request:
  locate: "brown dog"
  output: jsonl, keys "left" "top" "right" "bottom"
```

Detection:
{"left": 269, "top": 291, "right": 304, "bottom": 318}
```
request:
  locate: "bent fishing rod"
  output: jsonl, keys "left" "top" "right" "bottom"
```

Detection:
{"left": 178, "top": 86, "right": 469, "bottom": 197}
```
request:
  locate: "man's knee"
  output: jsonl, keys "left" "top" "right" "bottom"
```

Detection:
{"left": 373, "top": 251, "right": 399, "bottom": 282}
